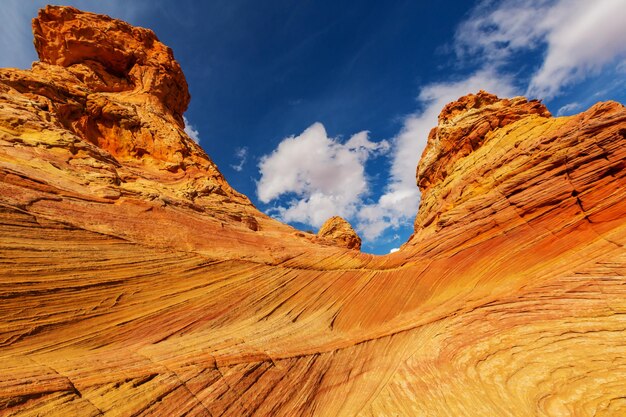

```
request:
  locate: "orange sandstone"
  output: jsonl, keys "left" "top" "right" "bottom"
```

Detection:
{"left": 0, "top": 6, "right": 625, "bottom": 417}
{"left": 317, "top": 216, "right": 362, "bottom": 250}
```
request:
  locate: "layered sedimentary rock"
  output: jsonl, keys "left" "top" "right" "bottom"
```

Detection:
{"left": 317, "top": 216, "right": 361, "bottom": 250}
{"left": 1, "top": 6, "right": 625, "bottom": 417}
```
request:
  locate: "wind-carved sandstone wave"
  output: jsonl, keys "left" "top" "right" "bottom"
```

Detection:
{"left": 1, "top": 6, "right": 625, "bottom": 417}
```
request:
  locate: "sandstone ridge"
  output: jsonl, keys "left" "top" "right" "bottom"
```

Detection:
{"left": 1, "top": 6, "right": 625, "bottom": 417}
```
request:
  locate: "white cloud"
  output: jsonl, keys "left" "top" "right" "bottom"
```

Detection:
{"left": 230, "top": 146, "right": 248, "bottom": 172}
{"left": 454, "top": 0, "right": 551, "bottom": 63}
{"left": 257, "top": 122, "right": 389, "bottom": 228}
{"left": 556, "top": 102, "right": 582, "bottom": 116}
{"left": 356, "top": 70, "right": 515, "bottom": 240}
{"left": 389, "top": 247, "right": 400, "bottom": 254}
{"left": 183, "top": 116, "right": 200, "bottom": 143}
{"left": 278, "top": 192, "right": 357, "bottom": 227}
{"left": 529, "top": 0, "right": 626, "bottom": 97}
{"left": 455, "top": 0, "right": 626, "bottom": 98}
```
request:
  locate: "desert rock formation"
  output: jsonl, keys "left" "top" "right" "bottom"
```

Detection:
{"left": 1, "top": 6, "right": 625, "bottom": 417}
{"left": 317, "top": 216, "right": 361, "bottom": 250}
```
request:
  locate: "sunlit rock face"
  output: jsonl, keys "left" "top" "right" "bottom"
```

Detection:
{"left": 317, "top": 216, "right": 362, "bottom": 250}
{"left": 32, "top": 5, "right": 190, "bottom": 159}
{"left": 1, "top": 6, "right": 625, "bottom": 417}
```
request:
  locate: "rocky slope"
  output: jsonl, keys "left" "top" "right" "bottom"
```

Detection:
{"left": 1, "top": 6, "right": 625, "bottom": 417}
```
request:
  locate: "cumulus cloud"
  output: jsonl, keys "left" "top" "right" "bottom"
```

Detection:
{"left": 231, "top": 147, "right": 248, "bottom": 172}
{"left": 183, "top": 116, "right": 200, "bottom": 143}
{"left": 257, "top": 123, "right": 389, "bottom": 227}
{"left": 356, "top": 70, "right": 515, "bottom": 240}
{"left": 455, "top": 0, "right": 626, "bottom": 98}
{"left": 389, "top": 247, "right": 400, "bottom": 254}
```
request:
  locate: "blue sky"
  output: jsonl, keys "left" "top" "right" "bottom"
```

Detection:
{"left": 1, "top": 1, "right": 625, "bottom": 254}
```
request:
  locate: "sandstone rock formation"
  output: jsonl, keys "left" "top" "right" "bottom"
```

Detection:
{"left": 1, "top": 6, "right": 625, "bottom": 417}
{"left": 317, "top": 216, "right": 362, "bottom": 250}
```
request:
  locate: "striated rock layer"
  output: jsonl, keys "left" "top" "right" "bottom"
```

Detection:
{"left": 317, "top": 216, "right": 361, "bottom": 250}
{"left": 1, "top": 6, "right": 626, "bottom": 417}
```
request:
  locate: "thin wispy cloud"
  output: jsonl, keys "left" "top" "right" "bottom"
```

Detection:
{"left": 231, "top": 147, "right": 248, "bottom": 172}
{"left": 456, "top": 0, "right": 626, "bottom": 98}
{"left": 556, "top": 102, "right": 582, "bottom": 116}
{"left": 183, "top": 116, "right": 200, "bottom": 143}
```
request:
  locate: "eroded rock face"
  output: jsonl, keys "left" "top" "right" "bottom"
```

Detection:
{"left": 1, "top": 6, "right": 626, "bottom": 417}
{"left": 29, "top": 6, "right": 192, "bottom": 163}
{"left": 0, "top": 5, "right": 277, "bottom": 238}
{"left": 33, "top": 5, "right": 190, "bottom": 118}
{"left": 417, "top": 90, "right": 551, "bottom": 193}
{"left": 317, "top": 216, "right": 362, "bottom": 250}
{"left": 411, "top": 90, "right": 625, "bottom": 256}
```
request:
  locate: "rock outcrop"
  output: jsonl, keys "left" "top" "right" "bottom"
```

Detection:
{"left": 32, "top": 5, "right": 190, "bottom": 160}
{"left": 411, "top": 91, "right": 625, "bottom": 257}
{"left": 317, "top": 216, "right": 362, "bottom": 250}
{"left": 416, "top": 90, "right": 551, "bottom": 192}
{"left": 1, "top": 6, "right": 625, "bottom": 417}
{"left": 0, "top": 5, "right": 299, "bottom": 252}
